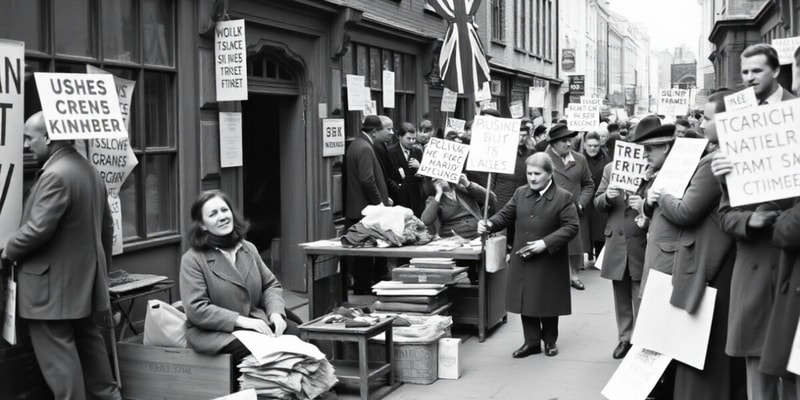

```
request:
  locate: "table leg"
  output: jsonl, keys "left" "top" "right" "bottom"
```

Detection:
{"left": 358, "top": 336, "right": 369, "bottom": 400}
{"left": 307, "top": 254, "right": 317, "bottom": 319}
{"left": 386, "top": 326, "right": 394, "bottom": 387}
{"left": 478, "top": 251, "right": 487, "bottom": 342}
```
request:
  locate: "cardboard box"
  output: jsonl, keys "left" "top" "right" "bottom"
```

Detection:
{"left": 117, "top": 335, "right": 235, "bottom": 400}
{"left": 438, "top": 338, "right": 461, "bottom": 379}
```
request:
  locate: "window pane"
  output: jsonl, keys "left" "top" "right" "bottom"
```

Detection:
{"left": 404, "top": 54, "right": 414, "bottom": 92}
{"left": 142, "top": 0, "right": 174, "bottom": 66}
{"left": 356, "top": 44, "right": 368, "bottom": 77}
{"left": 119, "top": 166, "right": 140, "bottom": 240}
{"left": 55, "top": 0, "right": 94, "bottom": 57}
{"left": 342, "top": 43, "right": 354, "bottom": 76}
{"left": 145, "top": 154, "right": 177, "bottom": 235}
{"left": 394, "top": 53, "right": 403, "bottom": 91}
{"left": 0, "top": 0, "right": 45, "bottom": 52}
{"left": 103, "top": 67, "right": 139, "bottom": 149}
{"left": 370, "top": 48, "right": 381, "bottom": 88}
{"left": 102, "top": 0, "right": 138, "bottom": 62}
{"left": 142, "top": 71, "right": 174, "bottom": 148}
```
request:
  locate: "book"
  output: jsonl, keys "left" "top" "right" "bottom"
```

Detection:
{"left": 372, "top": 281, "right": 446, "bottom": 290}
{"left": 375, "top": 295, "right": 447, "bottom": 304}
{"left": 374, "top": 301, "right": 443, "bottom": 313}
{"left": 373, "top": 287, "right": 446, "bottom": 296}
{"left": 409, "top": 258, "right": 456, "bottom": 269}
{"left": 392, "top": 266, "right": 468, "bottom": 284}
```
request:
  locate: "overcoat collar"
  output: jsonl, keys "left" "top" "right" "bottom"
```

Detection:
{"left": 524, "top": 179, "right": 556, "bottom": 201}
{"left": 547, "top": 148, "right": 577, "bottom": 171}
{"left": 205, "top": 243, "right": 252, "bottom": 290}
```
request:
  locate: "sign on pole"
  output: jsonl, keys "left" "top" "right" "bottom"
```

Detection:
{"left": 658, "top": 89, "right": 690, "bottom": 116}
{"left": 219, "top": 112, "right": 243, "bottom": 168}
{"left": 214, "top": 19, "right": 248, "bottom": 101}
{"left": 772, "top": 36, "right": 800, "bottom": 65}
{"left": 418, "top": 137, "right": 470, "bottom": 183}
{"left": 466, "top": 116, "right": 520, "bottom": 174}
{"left": 0, "top": 39, "right": 24, "bottom": 249}
{"left": 346, "top": 75, "right": 366, "bottom": 111}
{"left": 528, "top": 87, "right": 546, "bottom": 108}
{"left": 475, "top": 81, "right": 491, "bottom": 102}
{"left": 565, "top": 103, "right": 599, "bottom": 131}
{"left": 443, "top": 118, "right": 466, "bottom": 138}
{"left": 715, "top": 98, "right": 800, "bottom": 207}
{"left": 723, "top": 87, "right": 757, "bottom": 112}
{"left": 35, "top": 73, "right": 128, "bottom": 141}
{"left": 382, "top": 70, "right": 395, "bottom": 108}
{"left": 610, "top": 142, "right": 648, "bottom": 192}
{"left": 651, "top": 137, "right": 708, "bottom": 199}
{"left": 322, "top": 118, "right": 345, "bottom": 157}
{"left": 441, "top": 88, "right": 458, "bottom": 113}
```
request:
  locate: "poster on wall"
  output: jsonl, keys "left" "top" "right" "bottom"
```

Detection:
{"left": 0, "top": 39, "right": 24, "bottom": 249}
{"left": 214, "top": 19, "right": 248, "bottom": 101}
{"left": 322, "top": 119, "right": 345, "bottom": 157}
{"left": 382, "top": 70, "right": 395, "bottom": 108}
{"left": 219, "top": 112, "right": 244, "bottom": 168}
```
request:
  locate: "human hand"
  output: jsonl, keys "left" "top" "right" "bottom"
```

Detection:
{"left": 628, "top": 195, "right": 643, "bottom": 210}
{"left": 270, "top": 313, "right": 287, "bottom": 336}
{"left": 477, "top": 220, "right": 492, "bottom": 235}
{"left": 434, "top": 182, "right": 444, "bottom": 196}
{"left": 386, "top": 197, "right": 394, "bottom": 206}
{"left": 710, "top": 152, "right": 733, "bottom": 180}
{"left": 606, "top": 186, "right": 620, "bottom": 200}
{"left": 646, "top": 188, "right": 663, "bottom": 205}
{"left": 747, "top": 210, "right": 780, "bottom": 228}
{"left": 459, "top": 174, "right": 470, "bottom": 188}
{"left": 527, "top": 240, "right": 547, "bottom": 254}
{"left": 408, "top": 158, "right": 420, "bottom": 169}
{"left": 236, "top": 316, "right": 273, "bottom": 336}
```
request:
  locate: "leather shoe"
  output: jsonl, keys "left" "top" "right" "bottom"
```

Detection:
{"left": 613, "top": 341, "right": 632, "bottom": 359}
{"left": 570, "top": 279, "right": 585, "bottom": 290}
{"left": 544, "top": 343, "right": 558, "bottom": 357}
{"left": 512, "top": 343, "right": 541, "bottom": 358}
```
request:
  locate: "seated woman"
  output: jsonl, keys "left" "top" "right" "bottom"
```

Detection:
{"left": 180, "top": 190, "right": 300, "bottom": 364}
{"left": 421, "top": 174, "right": 496, "bottom": 239}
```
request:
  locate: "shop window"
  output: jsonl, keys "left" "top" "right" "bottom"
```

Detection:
{"left": 9, "top": 0, "right": 179, "bottom": 246}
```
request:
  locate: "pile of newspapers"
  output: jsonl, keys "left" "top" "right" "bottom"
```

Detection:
{"left": 233, "top": 332, "right": 337, "bottom": 399}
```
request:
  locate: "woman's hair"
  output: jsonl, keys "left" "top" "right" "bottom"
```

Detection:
{"left": 525, "top": 152, "right": 554, "bottom": 174}
{"left": 187, "top": 190, "right": 249, "bottom": 250}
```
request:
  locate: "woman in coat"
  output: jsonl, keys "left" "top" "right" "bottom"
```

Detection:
{"left": 180, "top": 190, "right": 300, "bottom": 363}
{"left": 478, "top": 153, "right": 579, "bottom": 358}
{"left": 420, "top": 174, "right": 495, "bottom": 239}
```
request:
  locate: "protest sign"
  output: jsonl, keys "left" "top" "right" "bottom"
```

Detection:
{"left": 382, "top": 70, "right": 395, "bottom": 108}
{"left": 632, "top": 270, "right": 716, "bottom": 370}
{"left": 0, "top": 39, "right": 24, "bottom": 248}
{"left": 443, "top": 118, "right": 466, "bottom": 138}
{"left": 789, "top": 318, "right": 800, "bottom": 375}
{"left": 723, "top": 87, "right": 757, "bottom": 112}
{"left": 601, "top": 346, "right": 672, "bottom": 400}
{"left": 441, "top": 88, "right": 458, "bottom": 113}
{"left": 772, "top": 36, "right": 800, "bottom": 65}
{"left": 107, "top": 194, "right": 124, "bottom": 255}
{"left": 528, "top": 86, "right": 546, "bottom": 108}
{"left": 565, "top": 103, "right": 599, "bottom": 131}
{"left": 35, "top": 72, "right": 128, "bottom": 141}
{"left": 346, "top": 75, "right": 365, "bottom": 111}
{"left": 418, "top": 137, "right": 470, "bottom": 183}
{"left": 509, "top": 100, "right": 524, "bottom": 118}
{"left": 322, "top": 118, "right": 345, "bottom": 157}
{"left": 475, "top": 81, "right": 491, "bottom": 102}
{"left": 214, "top": 19, "right": 247, "bottom": 101}
{"left": 651, "top": 137, "right": 708, "bottom": 199}
{"left": 715, "top": 98, "right": 800, "bottom": 207}
{"left": 610, "top": 141, "right": 648, "bottom": 192}
{"left": 219, "top": 112, "right": 243, "bottom": 168}
{"left": 658, "top": 89, "right": 690, "bottom": 116}
{"left": 466, "top": 116, "right": 520, "bottom": 174}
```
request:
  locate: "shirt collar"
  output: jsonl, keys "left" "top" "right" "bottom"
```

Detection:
{"left": 538, "top": 179, "right": 553, "bottom": 197}
{"left": 763, "top": 86, "right": 784, "bottom": 105}
{"left": 362, "top": 132, "right": 374, "bottom": 145}
{"left": 562, "top": 151, "right": 575, "bottom": 164}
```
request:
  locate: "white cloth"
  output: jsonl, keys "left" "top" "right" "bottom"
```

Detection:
{"left": 360, "top": 204, "right": 413, "bottom": 237}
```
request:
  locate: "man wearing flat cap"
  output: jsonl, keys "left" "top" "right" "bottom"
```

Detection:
{"left": 546, "top": 124, "right": 595, "bottom": 290}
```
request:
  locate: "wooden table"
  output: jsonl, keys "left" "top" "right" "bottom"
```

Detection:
{"left": 299, "top": 315, "right": 398, "bottom": 400}
{"left": 299, "top": 241, "right": 507, "bottom": 342}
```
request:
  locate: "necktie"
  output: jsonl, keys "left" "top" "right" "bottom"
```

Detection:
{"left": 758, "top": 99, "right": 767, "bottom": 106}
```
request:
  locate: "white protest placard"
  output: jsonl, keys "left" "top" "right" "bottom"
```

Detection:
{"left": 444, "top": 118, "right": 466, "bottom": 136}
{"left": 611, "top": 141, "right": 648, "bottom": 192}
{"left": 466, "top": 116, "right": 520, "bottom": 174}
{"left": 528, "top": 86, "right": 546, "bottom": 108}
{"left": 651, "top": 137, "right": 708, "bottom": 199}
{"left": 418, "top": 137, "right": 470, "bottom": 183}
{"left": 509, "top": 100, "right": 524, "bottom": 118}
{"left": 35, "top": 73, "right": 128, "bottom": 141}
{"left": 723, "top": 87, "right": 757, "bottom": 112}
{"left": 219, "top": 112, "right": 243, "bottom": 168}
{"left": 659, "top": 89, "right": 691, "bottom": 116}
{"left": 632, "top": 270, "right": 716, "bottom": 370}
{"left": 214, "top": 19, "right": 247, "bottom": 101}
{"left": 346, "top": 75, "right": 365, "bottom": 111}
{"left": 772, "top": 36, "right": 800, "bottom": 65}
{"left": 602, "top": 346, "right": 672, "bottom": 400}
{"left": 441, "top": 88, "right": 458, "bottom": 113}
{"left": 107, "top": 194, "right": 123, "bottom": 255}
{"left": 475, "top": 81, "right": 491, "bottom": 102}
{"left": 0, "top": 39, "right": 24, "bottom": 248}
{"left": 715, "top": 98, "right": 800, "bottom": 207}
{"left": 382, "top": 70, "right": 395, "bottom": 108}
{"left": 322, "top": 118, "right": 345, "bottom": 157}
{"left": 565, "top": 103, "right": 599, "bottom": 131}
{"left": 788, "top": 318, "right": 800, "bottom": 375}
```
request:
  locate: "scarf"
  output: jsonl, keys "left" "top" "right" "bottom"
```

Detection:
{"left": 205, "top": 232, "right": 241, "bottom": 249}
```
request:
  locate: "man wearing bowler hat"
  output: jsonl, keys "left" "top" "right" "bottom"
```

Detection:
{"left": 546, "top": 124, "right": 594, "bottom": 290}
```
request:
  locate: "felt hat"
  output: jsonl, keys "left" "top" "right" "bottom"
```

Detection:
{"left": 547, "top": 123, "right": 578, "bottom": 143}
{"left": 630, "top": 115, "right": 661, "bottom": 142}
{"left": 480, "top": 107, "right": 502, "bottom": 117}
{"left": 533, "top": 125, "right": 547, "bottom": 136}
{"left": 361, "top": 115, "right": 383, "bottom": 132}
{"left": 632, "top": 124, "right": 676, "bottom": 146}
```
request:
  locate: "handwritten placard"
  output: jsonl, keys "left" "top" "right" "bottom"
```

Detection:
{"left": 610, "top": 141, "right": 648, "bottom": 192}
{"left": 219, "top": 112, "right": 243, "bottom": 168}
{"left": 565, "top": 103, "right": 599, "bottom": 131}
{"left": 772, "top": 36, "right": 800, "bottom": 65}
{"left": 322, "top": 118, "right": 345, "bottom": 157}
{"left": 466, "top": 116, "right": 520, "bottom": 174}
{"left": 0, "top": 39, "right": 24, "bottom": 247}
{"left": 444, "top": 118, "right": 466, "bottom": 137}
{"left": 723, "top": 87, "right": 757, "bottom": 112}
{"left": 418, "top": 137, "right": 470, "bottom": 183}
{"left": 659, "top": 89, "right": 691, "bottom": 116}
{"left": 214, "top": 19, "right": 247, "bottom": 101}
{"left": 601, "top": 346, "right": 672, "bottom": 400}
{"left": 528, "top": 86, "right": 546, "bottom": 108}
{"left": 346, "top": 75, "right": 365, "bottom": 111}
{"left": 509, "top": 100, "right": 524, "bottom": 118}
{"left": 651, "top": 137, "right": 708, "bottom": 199}
{"left": 441, "top": 88, "right": 458, "bottom": 113}
{"left": 382, "top": 70, "right": 395, "bottom": 108}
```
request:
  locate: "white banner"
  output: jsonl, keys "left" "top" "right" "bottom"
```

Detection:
{"left": 346, "top": 75, "right": 365, "bottom": 111}
{"left": 658, "top": 89, "right": 690, "bottom": 116}
{"left": 0, "top": 39, "right": 24, "bottom": 248}
{"left": 441, "top": 88, "right": 458, "bottom": 113}
{"left": 214, "top": 19, "right": 248, "bottom": 101}
{"left": 723, "top": 87, "right": 757, "bottom": 112}
{"left": 772, "top": 36, "right": 800, "bottom": 65}
{"left": 528, "top": 87, "right": 546, "bottom": 108}
{"left": 610, "top": 142, "right": 648, "bottom": 192}
{"left": 219, "top": 112, "right": 243, "bottom": 168}
{"left": 651, "top": 137, "right": 708, "bottom": 199}
{"left": 466, "top": 116, "right": 520, "bottom": 174}
{"left": 322, "top": 118, "right": 345, "bottom": 157}
{"left": 418, "top": 137, "right": 470, "bottom": 183}
{"left": 382, "top": 70, "right": 395, "bottom": 108}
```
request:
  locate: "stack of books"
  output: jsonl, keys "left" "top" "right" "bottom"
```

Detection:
{"left": 390, "top": 258, "right": 468, "bottom": 284}
{"left": 371, "top": 281, "right": 450, "bottom": 314}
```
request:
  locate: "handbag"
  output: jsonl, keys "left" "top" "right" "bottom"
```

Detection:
{"left": 143, "top": 299, "right": 187, "bottom": 348}
{"left": 484, "top": 235, "right": 507, "bottom": 273}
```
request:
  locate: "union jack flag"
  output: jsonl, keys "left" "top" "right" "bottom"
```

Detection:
{"left": 427, "top": 0, "right": 491, "bottom": 94}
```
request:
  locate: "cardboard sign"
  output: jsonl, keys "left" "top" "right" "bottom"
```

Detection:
{"left": 715, "top": 98, "right": 800, "bottom": 207}
{"left": 346, "top": 75, "right": 365, "bottom": 111}
{"left": 466, "top": 116, "right": 520, "bottom": 174}
{"left": 441, "top": 88, "right": 458, "bottom": 113}
{"left": 35, "top": 72, "right": 128, "bottom": 141}
{"left": 788, "top": 317, "right": 800, "bottom": 375}
{"left": 723, "top": 87, "right": 757, "bottom": 112}
{"left": 658, "top": 89, "right": 690, "bottom": 116}
{"left": 444, "top": 118, "right": 466, "bottom": 138}
{"left": 418, "top": 137, "right": 470, "bottom": 183}
{"left": 509, "top": 100, "right": 524, "bottom": 118}
{"left": 214, "top": 19, "right": 247, "bottom": 101}
{"left": 0, "top": 39, "right": 24, "bottom": 248}
{"left": 772, "top": 36, "right": 800, "bottom": 65}
{"left": 382, "top": 70, "right": 395, "bottom": 108}
{"left": 528, "top": 86, "right": 546, "bottom": 108}
{"left": 610, "top": 141, "right": 648, "bottom": 192}
{"left": 632, "top": 270, "right": 716, "bottom": 370}
{"left": 651, "top": 137, "right": 708, "bottom": 199}
{"left": 322, "top": 118, "right": 345, "bottom": 157}
{"left": 475, "top": 81, "right": 491, "bottom": 102}
{"left": 219, "top": 112, "right": 243, "bottom": 168}
{"left": 565, "top": 103, "right": 599, "bottom": 131}
{"left": 601, "top": 346, "right": 672, "bottom": 400}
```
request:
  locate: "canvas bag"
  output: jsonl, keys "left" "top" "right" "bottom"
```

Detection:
{"left": 484, "top": 235, "right": 507, "bottom": 273}
{"left": 3, "top": 267, "right": 17, "bottom": 345}
{"left": 143, "top": 299, "right": 187, "bottom": 348}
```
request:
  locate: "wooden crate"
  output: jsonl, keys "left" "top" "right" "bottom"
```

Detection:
{"left": 117, "top": 335, "right": 235, "bottom": 400}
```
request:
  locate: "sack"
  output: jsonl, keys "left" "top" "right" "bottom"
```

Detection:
{"left": 3, "top": 275, "right": 16, "bottom": 345}
{"left": 143, "top": 299, "right": 187, "bottom": 348}
{"left": 485, "top": 235, "right": 507, "bottom": 273}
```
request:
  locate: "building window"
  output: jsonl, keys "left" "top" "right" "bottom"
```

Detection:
{"left": 0, "top": 0, "right": 179, "bottom": 245}
{"left": 515, "top": 0, "right": 524, "bottom": 49}
{"left": 491, "top": 0, "right": 505, "bottom": 42}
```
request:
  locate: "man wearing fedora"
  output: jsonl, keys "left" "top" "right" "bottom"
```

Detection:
{"left": 545, "top": 124, "right": 594, "bottom": 290}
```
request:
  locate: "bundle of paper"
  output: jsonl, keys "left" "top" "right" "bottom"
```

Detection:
{"left": 371, "top": 281, "right": 447, "bottom": 296}
{"left": 409, "top": 258, "right": 456, "bottom": 269}
{"left": 391, "top": 266, "right": 468, "bottom": 284}
{"left": 373, "top": 293, "right": 450, "bottom": 313}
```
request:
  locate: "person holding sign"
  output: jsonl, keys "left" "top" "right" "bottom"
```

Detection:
{"left": 492, "top": 124, "right": 534, "bottom": 247}
{"left": 477, "top": 153, "right": 579, "bottom": 358}
{"left": 386, "top": 123, "right": 425, "bottom": 216}
{"left": 420, "top": 174, "right": 495, "bottom": 240}
{"left": 1, "top": 113, "right": 121, "bottom": 400}
{"left": 545, "top": 124, "right": 595, "bottom": 290}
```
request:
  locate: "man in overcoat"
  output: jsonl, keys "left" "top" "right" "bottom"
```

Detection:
{"left": 2, "top": 112, "right": 121, "bottom": 399}
{"left": 386, "top": 123, "right": 424, "bottom": 216}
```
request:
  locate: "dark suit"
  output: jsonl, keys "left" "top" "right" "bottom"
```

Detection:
{"left": 4, "top": 146, "right": 119, "bottom": 399}
{"left": 546, "top": 148, "right": 594, "bottom": 257}
{"left": 373, "top": 141, "right": 402, "bottom": 204}
{"left": 386, "top": 143, "right": 424, "bottom": 216}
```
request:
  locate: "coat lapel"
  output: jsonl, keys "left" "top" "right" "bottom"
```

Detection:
{"left": 206, "top": 248, "right": 248, "bottom": 290}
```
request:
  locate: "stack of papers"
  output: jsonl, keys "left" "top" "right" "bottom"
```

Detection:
{"left": 232, "top": 332, "right": 337, "bottom": 399}
{"left": 371, "top": 281, "right": 446, "bottom": 296}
